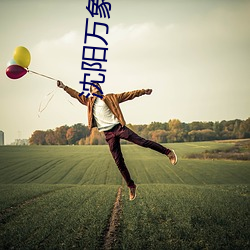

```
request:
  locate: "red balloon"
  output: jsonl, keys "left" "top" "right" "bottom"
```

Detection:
{"left": 6, "top": 65, "right": 27, "bottom": 79}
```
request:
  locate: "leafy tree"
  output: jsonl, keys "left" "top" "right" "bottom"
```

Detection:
{"left": 29, "top": 130, "right": 46, "bottom": 145}
{"left": 66, "top": 124, "right": 89, "bottom": 145}
{"left": 167, "top": 119, "right": 184, "bottom": 142}
{"left": 188, "top": 129, "right": 216, "bottom": 141}
{"left": 233, "top": 119, "right": 242, "bottom": 139}
{"left": 66, "top": 127, "right": 76, "bottom": 145}
{"left": 55, "top": 125, "right": 69, "bottom": 145}
{"left": 147, "top": 122, "right": 167, "bottom": 131}
{"left": 29, "top": 118, "right": 250, "bottom": 145}
{"left": 239, "top": 118, "right": 250, "bottom": 138}
{"left": 45, "top": 129, "right": 57, "bottom": 145}
{"left": 213, "top": 122, "right": 221, "bottom": 138}
{"left": 140, "top": 126, "right": 150, "bottom": 140}
{"left": 189, "top": 121, "right": 205, "bottom": 131}
{"left": 181, "top": 122, "right": 190, "bottom": 142}
{"left": 86, "top": 128, "right": 106, "bottom": 145}
{"left": 150, "top": 130, "right": 168, "bottom": 143}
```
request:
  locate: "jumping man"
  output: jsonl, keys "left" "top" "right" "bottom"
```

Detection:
{"left": 57, "top": 81, "right": 177, "bottom": 201}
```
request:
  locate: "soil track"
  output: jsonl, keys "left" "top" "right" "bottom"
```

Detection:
{"left": 103, "top": 186, "right": 122, "bottom": 250}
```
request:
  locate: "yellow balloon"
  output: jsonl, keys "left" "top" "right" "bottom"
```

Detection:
{"left": 13, "top": 46, "right": 31, "bottom": 68}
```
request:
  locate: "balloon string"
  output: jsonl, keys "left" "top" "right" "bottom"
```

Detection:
{"left": 38, "top": 88, "right": 58, "bottom": 118}
{"left": 28, "top": 69, "right": 58, "bottom": 81}
{"left": 67, "top": 99, "right": 75, "bottom": 106}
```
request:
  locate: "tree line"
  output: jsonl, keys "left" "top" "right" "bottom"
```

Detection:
{"left": 29, "top": 118, "right": 250, "bottom": 145}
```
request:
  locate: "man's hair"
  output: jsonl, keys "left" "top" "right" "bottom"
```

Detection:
{"left": 90, "top": 83, "right": 102, "bottom": 93}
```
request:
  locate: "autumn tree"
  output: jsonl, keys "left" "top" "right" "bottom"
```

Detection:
{"left": 66, "top": 123, "right": 90, "bottom": 145}
{"left": 29, "top": 118, "right": 250, "bottom": 145}
{"left": 150, "top": 130, "right": 167, "bottom": 143}
{"left": 29, "top": 130, "right": 46, "bottom": 145}
{"left": 55, "top": 125, "right": 69, "bottom": 145}
{"left": 45, "top": 129, "right": 57, "bottom": 145}
{"left": 167, "top": 119, "right": 184, "bottom": 142}
{"left": 86, "top": 128, "right": 106, "bottom": 145}
{"left": 66, "top": 127, "right": 75, "bottom": 144}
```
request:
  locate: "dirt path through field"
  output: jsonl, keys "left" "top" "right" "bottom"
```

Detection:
{"left": 103, "top": 186, "right": 122, "bottom": 250}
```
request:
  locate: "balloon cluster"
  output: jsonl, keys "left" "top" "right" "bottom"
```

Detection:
{"left": 6, "top": 46, "right": 31, "bottom": 79}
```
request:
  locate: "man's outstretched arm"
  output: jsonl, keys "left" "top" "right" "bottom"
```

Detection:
{"left": 57, "top": 81, "right": 88, "bottom": 106}
{"left": 116, "top": 88, "right": 153, "bottom": 103}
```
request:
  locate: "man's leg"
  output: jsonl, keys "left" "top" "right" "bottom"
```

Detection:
{"left": 104, "top": 131, "right": 135, "bottom": 188}
{"left": 119, "top": 126, "right": 171, "bottom": 154}
{"left": 118, "top": 125, "right": 177, "bottom": 165}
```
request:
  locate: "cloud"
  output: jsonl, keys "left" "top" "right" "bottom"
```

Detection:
{"left": 33, "top": 31, "right": 79, "bottom": 54}
{"left": 30, "top": 31, "right": 83, "bottom": 81}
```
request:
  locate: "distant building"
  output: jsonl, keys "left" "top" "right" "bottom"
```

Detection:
{"left": 0, "top": 131, "right": 4, "bottom": 145}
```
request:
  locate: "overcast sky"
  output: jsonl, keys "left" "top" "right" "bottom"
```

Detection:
{"left": 0, "top": 0, "right": 249, "bottom": 144}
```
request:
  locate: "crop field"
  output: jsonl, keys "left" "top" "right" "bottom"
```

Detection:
{"left": 0, "top": 141, "right": 249, "bottom": 249}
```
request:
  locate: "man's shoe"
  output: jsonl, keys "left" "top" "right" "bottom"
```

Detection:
{"left": 168, "top": 150, "right": 178, "bottom": 165}
{"left": 129, "top": 186, "right": 137, "bottom": 201}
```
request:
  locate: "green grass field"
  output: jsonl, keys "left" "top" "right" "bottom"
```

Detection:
{"left": 0, "top": 141, "right": 249, "bottom": 249}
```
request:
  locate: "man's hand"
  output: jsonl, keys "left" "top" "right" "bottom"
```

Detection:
{"left": 57, "top": 80, "right": 65, "bottom": 89}
{"left": 145, "top": 89, "right": 152, "bottom": 95}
